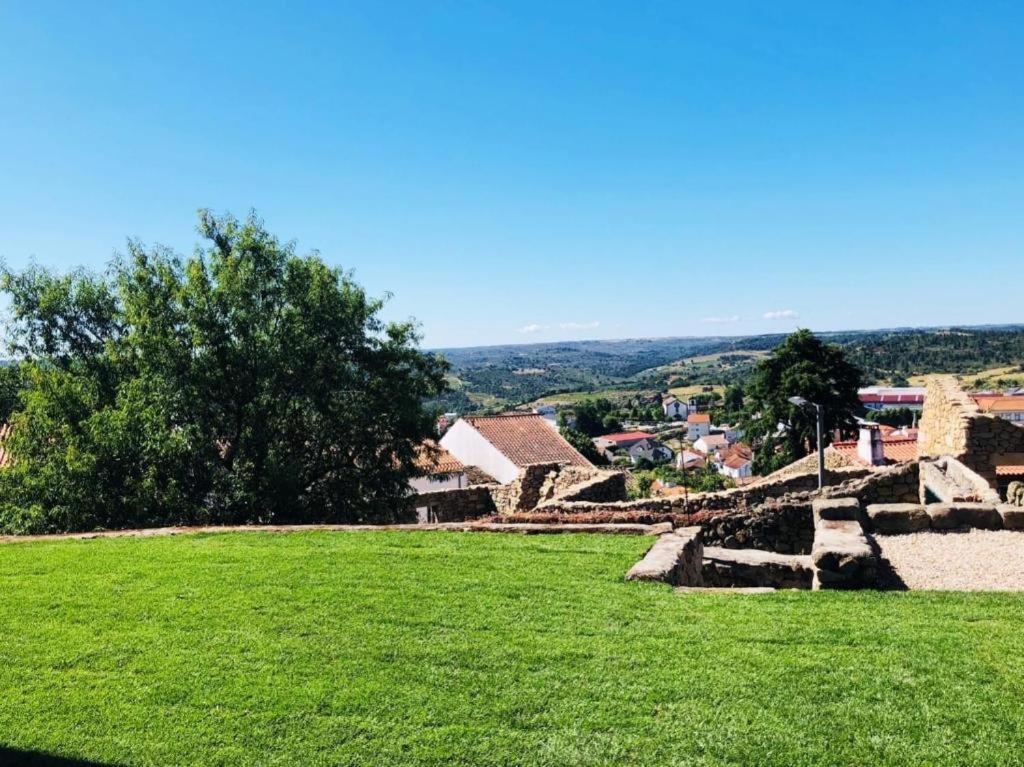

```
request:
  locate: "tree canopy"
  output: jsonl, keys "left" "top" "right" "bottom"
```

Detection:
{"left": 741, "top": 329, "right": 862, "bottom": 475}
{"left": 0, "top": 211, "right": 448, "bottom": 533}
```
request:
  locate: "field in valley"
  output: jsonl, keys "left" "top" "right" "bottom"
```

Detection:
{"left": 1, "top": 531, "right": 1023, "bottom": 766}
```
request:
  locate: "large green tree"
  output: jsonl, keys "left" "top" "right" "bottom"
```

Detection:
{"left": 742, "top": 329, "right": 862, "bottom": 475}
{"left": 0, "top": 211, "right": 448, "bottom": 533}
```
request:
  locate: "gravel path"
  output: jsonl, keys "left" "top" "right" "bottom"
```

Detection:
{"left": 876, "top": 529, "right": 1024, "bottom": 591}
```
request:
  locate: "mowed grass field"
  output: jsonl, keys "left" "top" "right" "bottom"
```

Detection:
{"left": 1, "top": 532, "right": 1024, "bottom": 766}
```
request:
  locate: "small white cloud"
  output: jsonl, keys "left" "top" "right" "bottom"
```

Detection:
{"left": 517, "top": 323, "right": 546, "bottom": 334}
{"left": 763, "top": 309, "right": 799, "bottom": 320}
{"left": 559, "top": 321, "right": 600, "bottom": 331}
{"left": 700, "top": 315, "right": 740, "bottom": 324}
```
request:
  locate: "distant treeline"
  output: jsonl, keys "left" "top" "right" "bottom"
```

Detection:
{"left": 430, "top": 326, "right": 1024, "bottom": 413}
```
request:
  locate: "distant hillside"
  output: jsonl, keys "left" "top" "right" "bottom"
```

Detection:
{"left": 429, "top": 325, "right": 1024, "bottom": 413}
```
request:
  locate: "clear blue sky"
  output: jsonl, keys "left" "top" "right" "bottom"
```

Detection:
{"left": 1, "top": 2, "right": 1021, "bottom": 348}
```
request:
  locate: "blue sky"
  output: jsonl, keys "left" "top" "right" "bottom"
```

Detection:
{"left": 0, "top": 2, "right": 1021, "bottom": 348}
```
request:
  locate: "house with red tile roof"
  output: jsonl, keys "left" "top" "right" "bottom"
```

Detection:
{"left": 409, "top": 441, "right": 468, "bottom": 494}
{"left": 828, "top": 424, "right": 918, "bottom": 466}
{"left": 440, "top": 413, "right": 592, "bottom": 484}
{"left": 971, "top": 395, "right": 1024, "bottom": 425}
{"left": 685, "top": 412, "right": 711, "bottom": 441}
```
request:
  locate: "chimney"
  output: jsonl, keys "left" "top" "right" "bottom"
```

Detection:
{"left": 857, "top": 424, "right": 885, "bottom": 466}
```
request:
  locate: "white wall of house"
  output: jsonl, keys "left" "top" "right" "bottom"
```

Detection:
{"left": 719, "top": 461, "right": 752, "bottom": 479}
{"left": 663, "top": 400, "right": 688, "bottom": 419}
{"left": 687, "top": 422, "right": 711, "bottom": 442}
{"left": 440, "top": 420, "right": 520, "bottom": 484}
{"left": 409, "top": 472, "right": 467, "bottom": 494}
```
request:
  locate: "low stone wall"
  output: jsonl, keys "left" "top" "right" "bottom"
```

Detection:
{"left": 699, "top": 500, "right": 814, "bottom": 554}
{"left": 821, "top": 461, "right": 920, "bottom": 505}
{"left": 625, "top": 527, "right": 704, "bottom": 586}
{"left": 489, "top": 464, "right": 626, "bottom": 515}
{"left": 412, "top": 485, "right": 496, "bottom": 522}
{"left": 541, "top": 471, "right": 627, "bottom": 504}
{"left": 702, "top": 547, "right": 813, "bottom": 589}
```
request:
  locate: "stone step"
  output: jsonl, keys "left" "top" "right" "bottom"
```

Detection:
{"left": 702, "top": 546, "right": 813, "bottom": 589}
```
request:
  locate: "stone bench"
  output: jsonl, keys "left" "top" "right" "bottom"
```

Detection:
{"left": 926, "top": 503, "right": 1002, "bottom": 531}
{"left": 626, "top": 526, "right": 703, "bottom": 586}
{"left": 702, "top": 546, "right": 813, "bottom": 589}
{"left": 864, "top": 504, "right": 931, "bottom": 535}
{"left": 810, "top": 499, "right": 877, "bottom": 590}
{"left": 999, "top": 505, "right": 1024, "bottom": 531}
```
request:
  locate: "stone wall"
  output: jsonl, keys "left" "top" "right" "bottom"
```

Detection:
{"left": 699, "top": 500, "right": 814, "bottom": 554}
{"left": 918, "top": 375, "right": 1024, "bottom": 489}
{"left": 411, "top": 485, "right": 496, "bottom": 522}
{"left": 821, "top": 461, "right": 920, "bottom": 505}
{"left": 541, "top": 470, "right": 627, "bottom": 504}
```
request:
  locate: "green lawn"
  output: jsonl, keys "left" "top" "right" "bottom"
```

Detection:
{"left": 1, "top": 532, "right": 1023, "bottom": 766}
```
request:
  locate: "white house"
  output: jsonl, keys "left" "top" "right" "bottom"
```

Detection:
{"left": 627, "top": 438, "right": 674, "bottom": 464}
{"left": 714, "top": 444, "right": 754, "bottom": 480}
{"left": 675, "top": 450, "right": 706, "bottom": 470}
{"left": 693, "top": 433, "right": 728, "bottom": 456}
{"left": 719, "top": 452, "right": 753, "bottom": 480}
{"left": 440, "top": 413, "right": 592, "bottom": 484}
{"left": 686, "top": 413, "right": 711, "bottom": 441}
{"left": 662, "top": 396, "right": 688, "bottom": 420}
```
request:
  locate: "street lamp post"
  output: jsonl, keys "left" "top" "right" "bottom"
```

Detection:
{"left": 789, "top": 396, "right": 825, "bottom": 491}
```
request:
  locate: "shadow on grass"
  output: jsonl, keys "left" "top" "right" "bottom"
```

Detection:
{"left": 0, "top": 747, "right": 121, "bottom": 766}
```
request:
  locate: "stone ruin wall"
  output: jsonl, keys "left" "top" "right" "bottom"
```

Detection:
{"left": 500, "top": 462, "right": 920, "bottom": 553}
{"left": 413, "top": 463, "right": 627, "bottom": 521}
{"left": 918, "top": 375, "right": 1024, "bottom": 491}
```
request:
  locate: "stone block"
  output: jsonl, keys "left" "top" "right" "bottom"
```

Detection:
{"left": 864, "top": 503, "right": 931, "bottom": 535}
{"left": 626, "top": 527, "right": 704, "bottom": 586}
{"left": 926, "top": 503, "right": 1003, "bottom": 531}
{"left": 702, "top": 546, "right": 813, "bottom": 589}
{"left": 997, "top": 505, "right": 1024, "bottom": 531}
{"left": 812, "top": 498, "right": 860, "bottom": 526}
{"left": 811, "top": 518, "right": 876, "bottom": 590}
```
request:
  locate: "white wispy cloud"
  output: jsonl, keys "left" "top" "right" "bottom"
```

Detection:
{"left": 517, "top": 323, "right": 546, "bottom": 334}
{"left": 763, "top": 309, "right": 799, "bottom": 320}
{"left": 700, "top": 315, "right": 741, "bottom": 324}
{"left": 559, "top": 321, "right": 600, "bottom": 330}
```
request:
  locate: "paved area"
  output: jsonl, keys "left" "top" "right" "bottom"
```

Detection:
{"left": 875, "top": 529, "right": 1024, "bottom": 591}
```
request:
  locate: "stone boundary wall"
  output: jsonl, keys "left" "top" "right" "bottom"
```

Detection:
{"left": 416, "top": 463, "right": 626, "bottom": 522}
{"left": 918, "top": 375, "right": 1024, "bottom": 490}
{"left": 412, "top": 485, "right": 496, "bottom": 522}
{"left": 699, "top": 500, "right": 814, "bottom": 554}
{"left": 821, "top": 461, "right": 920, "bottom": 506}
{"left": 540, "top": 471, "right": 627, "bottom": 505}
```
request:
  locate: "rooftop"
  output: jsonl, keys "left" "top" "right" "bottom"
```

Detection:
{"left": 414, "top": 441, "right": 465, "bottom": 475}
{"left": 829, "top": 436, "right": 919, "bottom": 465}
{"left": 687, "top": 413, "right": 711, "bottom": 424}
{"left": 463, "top": 414, "right": 592, "bottom": 469}
{"left": 599, "top": 431, "right": 656, "bottom": 444}
{"left": 972, "top": 396, "right": 1024, "bottom": 413}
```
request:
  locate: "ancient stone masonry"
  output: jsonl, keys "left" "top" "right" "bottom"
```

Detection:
{"left": 920, "top": 456, "right": 1001, "bottom": 504}
{"left": 699, "top": 500, "right": 814, "bottom": 554}
{"left": 702, "top": 547, "right": 813, "bottom": 589}
{"left": 820, "top": 461, "right": 920, "bottom": 505}
{"left": 625, "top": 527, "right": 704, "bottom": 586}
{"left": 810, "top": 499, "right": 878, "bottom": 590}
{"left": 918, "top": 375, "right": 1024, "bottom": 491}
{"left": 411, "top": 485, "right": 496, "bottom": 522}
